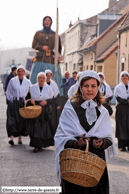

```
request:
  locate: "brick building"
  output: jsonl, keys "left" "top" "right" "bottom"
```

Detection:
{"left": 117, "top": 12, "right": 129, "bottom": 82}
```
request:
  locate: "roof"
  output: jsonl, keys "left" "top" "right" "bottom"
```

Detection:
{"left": 90, "top": 14, "right": 126, "bottom": 48}
{"left": 79, "top": 13, "right": 126, "bottom": 52}
{"left": 117, "top": 11, "right": 129, "bottom": 32}
{"left": 118, "top": 3, "right": 129, "bottom": 15}
{"left": 78, "top": 37, "right": 97, "bottom": 52}
{"left": 95, "top": 40, "right": 118, "bottom": 62}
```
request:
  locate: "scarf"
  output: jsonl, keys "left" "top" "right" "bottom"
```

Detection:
{"left": 6, "top": 76, "right": 31, "bottom": 102}
{"left": 39, "top": 16, "right": 54, "bottom": 34}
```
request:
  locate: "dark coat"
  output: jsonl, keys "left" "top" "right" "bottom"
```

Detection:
{"left": 4, "top": 73, "right": 15, "bottom": 92}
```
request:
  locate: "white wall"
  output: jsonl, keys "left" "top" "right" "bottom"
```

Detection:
{"left": 0, "top": 47, "right": 32, "bottom": 74}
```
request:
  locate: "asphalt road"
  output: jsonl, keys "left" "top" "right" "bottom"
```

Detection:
{"left": 0, "top": 82, "right": 129, "bottom": 194}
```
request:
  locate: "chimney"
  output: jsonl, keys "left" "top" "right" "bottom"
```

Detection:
{"left": 108, "top": 0, "right": 117, "bottom": 7}
{"left": 69, "top": 21, "right": 72, "bottom": 28}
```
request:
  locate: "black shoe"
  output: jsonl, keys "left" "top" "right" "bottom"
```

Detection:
{"left": 121, "top": 147, "right": 126, "bottom": 151}
{"left": 38, "top": 148, "right": 42, "bottom": 150}
{"left": 18, "top": 141, "right": 22, "bottom": 144}
{"left": 8, "top": 140, "right": 14, "bottom": 146}
{"left": 34, "top": 148, "right": 38, "bottom": 153}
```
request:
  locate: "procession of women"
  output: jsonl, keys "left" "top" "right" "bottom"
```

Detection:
{"left": 3, "top": 15, "right": 129, "bottom": 194}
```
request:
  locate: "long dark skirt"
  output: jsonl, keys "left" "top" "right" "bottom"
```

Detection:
{"left": 6, "top": 98, "right": 27, "bottom": 137}
{"left": 51, "top": 97, "right": 62, "bottom": 133}
{"left": 26, "top": 102, "right": 54, "bottom": 148}
{"left": 115, "top": 103, "right": 129, "bottom": 148}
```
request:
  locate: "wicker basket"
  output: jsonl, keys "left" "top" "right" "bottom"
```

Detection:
{"left": 60, "top": 139, "right": 106, "bottom": 187}
{"left": 19, "top": 99, "right": 42, "bottom": 119}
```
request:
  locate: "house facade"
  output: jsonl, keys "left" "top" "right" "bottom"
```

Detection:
{"left": 78, "top": 13, "right": 126, "bottom": 87}
{"left": 64, "top": 16, "right": 97, "bottom": 75}
{"left": 117, "top": 12, "right": 129, "bottom": 82}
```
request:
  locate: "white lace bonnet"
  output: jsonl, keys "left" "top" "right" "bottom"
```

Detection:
{"left": 97, "top": 72, "right": 105, "bottom": 80}
{"left": 79, "top": 70, "right": 100, "bottom": 86}
{"left": 120, "top": 71, "right": 129, "bottom": 79}
{"left": 45, "top": 69, "right": 53, "bottom": 75}
{"left": 37, "top": 72, "right": 46, "bottom": 81}
{"left": 17, "top": 65, "right": 25, "bottom": 72}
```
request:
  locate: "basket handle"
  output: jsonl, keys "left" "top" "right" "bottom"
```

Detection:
{"left": 85, "top": 139, "right": 89, "bottom": 152}
{"left": 24, "top": 99, "right": 34, "bottom": 111}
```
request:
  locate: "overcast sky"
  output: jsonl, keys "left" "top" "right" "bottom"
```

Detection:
{"left": 0, "top": 0, "right": 109, "bottom": 50}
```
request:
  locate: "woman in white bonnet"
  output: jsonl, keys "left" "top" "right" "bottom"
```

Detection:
{"left": 6, "top": 65, "right": 31, "bottom": 146}
{"left": 97, "top": 72, "right": 113, "bottom": 116}
{"left": 54, "top": 70, "right": 117, "bottom": 194}
{"left": 114, "top": 71, "right": 129, "bottom": 151}
{"left": 45, "top": 69, "right": 61, "bottom": 132}
{"left": 26, "top": 72, "right": 54, "bottom": 153}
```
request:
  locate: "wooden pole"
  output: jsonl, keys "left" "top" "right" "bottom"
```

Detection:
{"left": 54, "top": 0, "right": 59, "bottom": 81}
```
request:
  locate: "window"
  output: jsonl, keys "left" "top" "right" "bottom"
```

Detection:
{"left": 65, "top": 63, "right": 68, "bottom": 71}
{"left": 79, "top": 66, "right": 83, "bottom": 71}
{"left": 73, "top": 63, "right": 76, "bottom": 70}
{"left": 97, "top": 66, "right": 102, "bottom": 72}
{"left": 90, "top": 65, "right": 93, "bottom": 70}
{"left": 121, "top": 63, "right": 124, "bottom": 71}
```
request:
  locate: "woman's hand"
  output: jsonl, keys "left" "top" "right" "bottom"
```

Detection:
{"left": 42, "top": 46, "right": 48, "bottom": 51}
{"left": 93, "top": 138, "right": 103, "bottom": 149}
{"left": 31, "top": 99, "right": 35, "bottom": 105}
{"left": 78, "top": 134, "right": 90, "bottom": 147}
{"left": 40, "top": 101, "right": 47, "bottom": 106}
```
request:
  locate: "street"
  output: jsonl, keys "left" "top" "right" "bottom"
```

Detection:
{"left": 0, "top": 82, "right": 129, "bottom": 194}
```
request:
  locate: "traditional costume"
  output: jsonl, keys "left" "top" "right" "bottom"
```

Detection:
{"left": 54, "top": 70, "right": 117, "bottom": 194}
{"left": 30, "top": 16, "right": 63, "bottom": 95}
{"left": 45, "top": 69, "right": 61, "bottom": 132}
{"left": 6, "top": 66, "right": 31, "bottom": 138}
{"left": 26, "top": 72, "right": 54, "bottom": 150}
{"left": 114, "top": 71, "right": 129, "bottom": 150}
{"left": 98, "top": 72, "right": 113, "bottom": 115}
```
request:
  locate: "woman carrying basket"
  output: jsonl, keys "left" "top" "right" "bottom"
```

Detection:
{"left": 54, "top": 70, "right": 117, "bottom": 194}
{"left": 6, "top": 65, "right": 31, "bottom": 146}
{"left": 26, "top": 72, "right": 54, "bottom": 153}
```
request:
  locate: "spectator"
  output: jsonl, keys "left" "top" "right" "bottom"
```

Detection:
{"left": 4, "top": 67, "right": 17, "bottom": 93}
{"left": 60, "top": 70, "right": 77, "bottom": 89}
{"left": 8, "top": 59, "right": 17, "bottom": 68}
{"left": 68, "top": 71, "right": 83, "bottom": 99}
{"left": 62, "top": 71, "right": 70, "bottom": 99}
